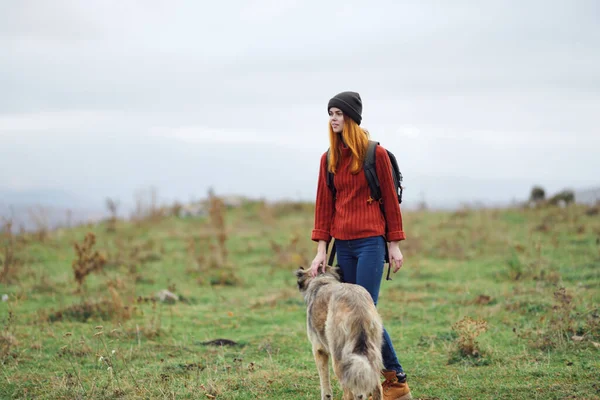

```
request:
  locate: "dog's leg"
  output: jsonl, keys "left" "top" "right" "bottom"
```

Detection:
{"left": 313, "top": 347, "right": 332, "bottom": 400}
{"left": 331, "top": 359, "right": 353, "bottom": 400}
{"left": 342, "top": 388, "right": 355, "bottom": 400}
{"left": 371, "top": 384, "right": 383, "bottom": 400}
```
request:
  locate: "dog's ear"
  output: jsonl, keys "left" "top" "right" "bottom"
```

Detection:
{"left": 295, "top": 267, "right": 309, "bottom": 291}
{"left": 295, "top": 267, "right": 306, "bottom": 279}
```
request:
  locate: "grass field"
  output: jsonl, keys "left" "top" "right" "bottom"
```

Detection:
{"left": 1, "top": 197, "right": 599, "bottom": 399}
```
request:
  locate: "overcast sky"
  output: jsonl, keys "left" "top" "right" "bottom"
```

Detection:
{"left": 1, "top": 0, "right": 599, "bottom": 210}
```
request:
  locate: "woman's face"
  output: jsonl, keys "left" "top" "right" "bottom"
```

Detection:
{"left": 328, "top": 107, "right": 344, "bottom": 134}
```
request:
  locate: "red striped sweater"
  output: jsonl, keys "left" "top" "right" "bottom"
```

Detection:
{"left": 311, "top": 143, "right": 406, "bottom": 243}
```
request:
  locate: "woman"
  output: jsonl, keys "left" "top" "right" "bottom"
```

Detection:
{"left": 310, "top": 91, "right": 412, "bottom": 400}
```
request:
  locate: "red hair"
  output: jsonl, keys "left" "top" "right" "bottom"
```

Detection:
{"left": 327, "top": 117, "right": 370, "bottom": 175}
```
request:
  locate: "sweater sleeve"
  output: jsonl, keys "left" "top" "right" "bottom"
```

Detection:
{"left": 375, "top": 145, "right": 406, "bottom": 241}
{"left": 311, "top": 152, "right": 334, "bottom": 242}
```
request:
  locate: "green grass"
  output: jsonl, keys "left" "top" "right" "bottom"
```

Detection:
{"left": 1, "top": 200, "right": 599, "bottom": 399}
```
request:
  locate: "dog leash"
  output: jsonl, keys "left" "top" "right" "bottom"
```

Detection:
{"left": 384, "top": 243, "right": 393, "bottom": 281}
{"left": 327, "top": 240, "right": 336, "bottom": 266}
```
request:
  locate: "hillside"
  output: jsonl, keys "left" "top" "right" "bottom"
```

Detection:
{"left": 1, "top": 199, "right": 599, "bottom": 399}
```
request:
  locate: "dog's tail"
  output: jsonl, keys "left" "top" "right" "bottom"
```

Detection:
{"left": 339, "top": 326, "right": 382, "bottom": 398}
{"left": 339, "top": 353, "right": 381, "bottom": 398}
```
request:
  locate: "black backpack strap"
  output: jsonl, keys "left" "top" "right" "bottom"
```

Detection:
{"left": 364, "top": 140, "right": 387, "bottom": 233}
{"left": 363, "top": 140, "right": 381, "bottom": 202}
{"left": 327, "top": 239, "right": 336, "bottom": 266}
{"left": 364, "top": 141, "right": 392, "bottom": 270}
{"left": 325, "top": 149, "right": 336, "bottom": 199}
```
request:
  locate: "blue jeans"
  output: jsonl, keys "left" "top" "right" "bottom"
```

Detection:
{"left": 334, "top": 235, "right": 404, "bottom": 374}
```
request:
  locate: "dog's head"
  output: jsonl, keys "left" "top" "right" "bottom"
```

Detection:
{"left": 294, "top": 264, "right": 343, "bottom": 292}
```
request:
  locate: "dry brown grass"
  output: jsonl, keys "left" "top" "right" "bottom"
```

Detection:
{"left": 249, "top": 288, "right": 298, "bottom": 309}
{"left": 105, "top": 197, "right": 120, "bottom": 233}
{"left": 72, "top": 232, "right": 107, "bottom": 291}
{"left": 1, "top": 310, "right": 18, "bottom": 362}
{"left": 104, "top": 235, "right": 162, "bottom": 278}
{"left": 269, "top": 233, "right": 310, "bottom": 269}
{"left": 186, "top": 233, "right": 214, "bottom": 271}
{"left": 257, "top": 200, "right": 276, "bottom": 226}
{"left": 186, "top": 230, "right": 241, "bottom": 286}
{"left": 270, "top": 201, "right": 314, "bottom": 218}
{"left": 449, "top": 316, "right": 489, "bottom": 363}
{"left": 185, "top": 192, "right": 243, "bottom": 287}
{"left": 512, "top": 284, "right": 600, "bottom": 352}
{"left": 208, "top": 194, "right": 228, "bottom": 266}
{"left": 548, "top": 287, "right": 576, "bottom": 343}
{"left": 1, "top": 220, "right": 21, "bottom": 284}
{"left": 27, "top": 206, "right": 50, "bottom": 242}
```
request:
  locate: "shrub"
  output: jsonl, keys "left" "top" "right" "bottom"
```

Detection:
{"left": 448, "top": 316, "right": 489, "bottom": 365}
{"left": 72, "top": 232, "right": 107, "bottom": 291}
{"left": 548, "top": 190, "right": 575, "bottom": 207}
{"left": 529, "top": 186, "right": 546, "bottom": 203}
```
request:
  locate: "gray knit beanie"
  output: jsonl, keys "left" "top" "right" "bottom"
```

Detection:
{"left": 327, "top": 91, "right": 362, "bottom": 125}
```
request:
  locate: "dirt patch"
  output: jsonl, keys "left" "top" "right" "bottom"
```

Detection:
{"left": 198, "top": 339, "right": 240, "bottom": 347}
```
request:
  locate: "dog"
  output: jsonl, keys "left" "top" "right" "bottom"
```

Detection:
{"left": 296, "top": 264, "right": 384, "bottom": 400}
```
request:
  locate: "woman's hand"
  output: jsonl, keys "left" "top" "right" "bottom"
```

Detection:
{"left": 388, "top": 241, "right": 404, "bottom": 273}
{"left": 309, "top": 251, "right": 327, "bottom": 277}
{"left": 309, "top": 240, "right": 328, "bottom": 277}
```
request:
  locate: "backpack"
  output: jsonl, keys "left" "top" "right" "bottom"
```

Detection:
{"left": 325, "top": 140, "right": 404, "bottom": 280}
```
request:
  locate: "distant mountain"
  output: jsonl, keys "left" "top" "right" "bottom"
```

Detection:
{"left": 0, "top": 188, "right": 94, "bottom": 208}
{"left": 0, "top": 188, "right": 105, "bottom": 231}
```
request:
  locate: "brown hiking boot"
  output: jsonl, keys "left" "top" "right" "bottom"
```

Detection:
{"left": 381, "top": 370, "right": 412, "bottom": 400}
